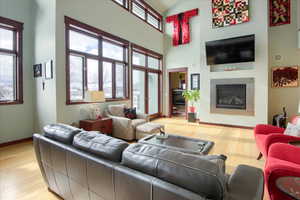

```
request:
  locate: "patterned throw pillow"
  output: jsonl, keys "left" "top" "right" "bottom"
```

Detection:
{"left": 124, "top": 108, "right": 137, "bottom": 119}
{"left": 284, "top": 123, "right": 300, "bottom": 137}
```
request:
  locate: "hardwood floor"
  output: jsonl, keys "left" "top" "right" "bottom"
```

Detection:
{"left": 0, "top": 118, "right": 267, "bottom": 200}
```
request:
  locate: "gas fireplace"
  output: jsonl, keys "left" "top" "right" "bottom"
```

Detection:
{"left": 211, "top": 78, "right": 254, "bottom": 116}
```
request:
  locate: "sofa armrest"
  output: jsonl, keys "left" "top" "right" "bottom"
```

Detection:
{"left": 254, "top": 124, "right": 285, "bottom": 135}
{"left": 227, "top": 165, "right": 264, "bottom": 200}
{"left": 269, "top": 143, "right": 300, "bottom": 165}
{"left": 264, "top": 134, "right": 300, "bottom": 157}
{"left": 137, "top": 113, "right": 150, "bottom": 122}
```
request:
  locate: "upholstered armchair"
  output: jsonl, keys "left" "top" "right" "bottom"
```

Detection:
{"left": 265, "top": 143, "right": 300, "bottom": 200}
{"left": 254, "top": 116, "right": 300, "bottom": 159}
{"left": 105, "top": 104, "right": 149, "bottom": 140}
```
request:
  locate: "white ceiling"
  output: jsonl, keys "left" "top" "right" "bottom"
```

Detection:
{"left": 144, "top": 0, "right": 180, "bottom": 13}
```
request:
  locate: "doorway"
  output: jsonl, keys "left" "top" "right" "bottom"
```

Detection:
{"left": 168, "top": 68, "right": 188, "bottom": 118}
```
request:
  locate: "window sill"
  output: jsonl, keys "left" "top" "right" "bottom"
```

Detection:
{"left": 0, "top": 100, "right": 23, "bottom": 106}
{"left": 66, "top": 98, "right": 129, "bottom": 105}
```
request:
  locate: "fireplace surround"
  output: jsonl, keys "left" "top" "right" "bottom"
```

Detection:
{"left": 211, "top": 78, "right": 255, "bottom": 116}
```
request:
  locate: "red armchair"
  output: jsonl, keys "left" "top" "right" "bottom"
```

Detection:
{"left": 265, "top": 143, "right": 300, "bottom": 200}
{"left": 254, "top": 116, "right": 300, "bottom": 159}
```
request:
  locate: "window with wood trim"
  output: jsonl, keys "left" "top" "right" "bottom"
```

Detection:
{"left": 65, "top": 17, "right": 129, "bottom": 104}
{"left": 112, "top": 0, "right": 128, "bottom": 8}
{"left": 0, "top": 16, "right": 23, "bottom": 105}
{"left": 110, "top": 0, "right": 163, "bottom": 32}
{"left": 131, "top": 0, "right": 163, "bottom": 31}
{"left": 131, "top": 44, "right": 162, "bottom": 116}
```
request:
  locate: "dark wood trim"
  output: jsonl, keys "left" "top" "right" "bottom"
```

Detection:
{"left": 65, "top": 17, "right": 129, "bottom": 104}
{"left": 0, "top": 16, "right": 23, "bottom": 105}
{"left": 0, "top": 137, "right": 32, "bottom": 148}
{"left": 168, "top": 68, "right": 188, "bottom": 118}
{"left": 65, "top": 16, "right": 130, "bottom": 45}
{"left": 0, "top": 16, "right": 24, "bottom": 30}
{"left": 110, "top": 0, "right": 129, "bottom": 11}
{"left": 132, "top": 43, "right": 163, "bottom": 58}
{"left": 66, "top": 98, "right": 130, "bottom": 105}
{"left": 131, "top": 44, "right": 163, "bottom": 115}
{"left": 129, "top": 0, "right": 163, "bottom": 33}
{"left": 198, "top": 121, "right": 254, "bottom": 130}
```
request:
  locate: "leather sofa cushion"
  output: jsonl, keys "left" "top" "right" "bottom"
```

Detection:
{"left": 122, "top": 143, "right": 226, "bottom": 200}
{"left": 131, "top": 119, "right": 146, "bottom": 128}
{"left": 108, "top": 104, "right": 126, "bottom": 117}
{"left": 73, "top": 131, "right": 129, "bottom": 162}
{"left": 43, "top": 123, "right": 82, "bottom": 144}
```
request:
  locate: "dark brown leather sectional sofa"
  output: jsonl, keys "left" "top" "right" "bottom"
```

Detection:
{"left": 33, "top": 124, "right": 264, "bottom": 200}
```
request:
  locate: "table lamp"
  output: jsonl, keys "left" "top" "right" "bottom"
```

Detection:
{"left": 84, "top": 91, "right": 105, "bottom": 102}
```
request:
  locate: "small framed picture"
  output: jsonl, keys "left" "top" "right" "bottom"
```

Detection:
{"left": 33, "top": 64, "right": 42, "bottom": 78}
{"left": 45, "top": 60, "right": 53, "bottom": 79}
{"left": 191, "top": 73, "right": 200, "bottom": 90}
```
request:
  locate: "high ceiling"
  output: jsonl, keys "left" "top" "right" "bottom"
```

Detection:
{"left": 144, "top": 0, "right": 180, "bottom": 13}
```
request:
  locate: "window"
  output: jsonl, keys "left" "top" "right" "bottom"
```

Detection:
{"left": 130, "top": 0, "right": 163, "bottom": 31}
{"left": 132, "top": 1, "right": 146, "bottom": 20}
{"left": 65, "top": 17, "right": 129, "bottom": 104}
{"left": 131, "top": 44, "right": 162, "bottom": 116}
{"left": 112, "top": 0, "right": 128, "bottom": 8}
{"left": 110, "top": 0, "right": 163, "bottom": 32}
{"left": 0, "top": 16, "right": 23, "bottom": 105}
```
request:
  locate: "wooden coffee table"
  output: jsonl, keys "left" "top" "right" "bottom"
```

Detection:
{"left": 138, "top": 134, "right": 214, "bottom": 155}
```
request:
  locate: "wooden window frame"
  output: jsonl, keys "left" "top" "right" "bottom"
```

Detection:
{"left": 0, "top": 16, "right": 23, "bottom": 106}
{"left": 65, "top": 16, "right": 130, "bottom": 105}
{"left": 131, "top": 44, "right": 163, "bottom": 117}
{"left": 110, "top": 0, "right": 163, "bottom": 32}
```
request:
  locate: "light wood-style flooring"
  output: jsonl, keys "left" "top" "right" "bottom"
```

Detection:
{"left": 0, "top": 118, "right": 267, "bottom": 200}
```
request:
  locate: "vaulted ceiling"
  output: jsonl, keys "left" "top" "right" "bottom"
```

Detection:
{"left": 144, "top": 0, "right": 180, "bottom": 13}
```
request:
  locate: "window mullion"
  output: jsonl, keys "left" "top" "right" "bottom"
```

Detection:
{"left": 112, "top": 62, "right": 116, "bottom": 99}
{"left": 99, "top": 36, "right": 103, "bottom": 91}
{"left": 83, "top": 57, "right": 87, "bottom": 99}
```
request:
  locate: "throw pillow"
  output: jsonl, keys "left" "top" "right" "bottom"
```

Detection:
{"left": 284, "top": 123, "right": 300, "bottom": 137}
{"left": 124, "top": 107, "right": 137, "bottom": 119}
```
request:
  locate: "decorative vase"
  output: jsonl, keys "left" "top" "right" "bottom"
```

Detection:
{"left": 189, "top": 106, "right": 196, "bottom": 113}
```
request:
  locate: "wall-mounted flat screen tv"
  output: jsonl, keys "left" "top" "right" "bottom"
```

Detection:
{"left": 205, "top": 34, "right": 255, "bottom": 65}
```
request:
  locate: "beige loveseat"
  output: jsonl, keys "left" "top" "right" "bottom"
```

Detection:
{"left": 105, "top": 104, "right": 149, "bottom": 140}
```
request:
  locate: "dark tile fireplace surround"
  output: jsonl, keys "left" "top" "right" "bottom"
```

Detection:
{"left": 211, "top": 78, "right": 254, "bottom": 116}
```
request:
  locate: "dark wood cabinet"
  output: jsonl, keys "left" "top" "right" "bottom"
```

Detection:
{"left": 79, "top": 118, "right": 113, "bottom": 136}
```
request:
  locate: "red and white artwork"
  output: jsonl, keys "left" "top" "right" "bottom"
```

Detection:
{"left": 212, "top": 0, "right": 249, "bottom": 28}
{"left": 166, "top": 9, "right": 199, "bottom": 46}
{"left": 269, "top": 0, "right": 291, "bottom": 27}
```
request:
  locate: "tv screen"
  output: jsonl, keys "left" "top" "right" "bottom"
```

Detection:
{"left": 205, "top": 35, "right": 255, "bottom": 65}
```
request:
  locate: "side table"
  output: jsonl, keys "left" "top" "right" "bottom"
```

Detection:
{"left": 79, "top": 118, "right": 113, "bottom": 136}
{"left": 276, "top": 177, "right": 300, "bottom": 200}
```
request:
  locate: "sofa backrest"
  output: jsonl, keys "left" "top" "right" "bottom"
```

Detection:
{"left": 107, "top": 104, "right": 126, "bottom": 117}
{"left": 43, "top": 123, "right": 82, "bottom": 144}
{"left": 122, "top": 143, "right": 227, "bottom": 200}
{"left": 33, "top": 134, "right": 207, "bottom": 200}
{"left": 73, "top": 131, "right": 129, "bottom": 162}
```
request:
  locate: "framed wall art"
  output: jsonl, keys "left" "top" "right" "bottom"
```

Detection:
{"left": 33, "top": 64, "right": 42, "bottom": 78}
{"left": 212, "top": 0, "right": 249, "bottom": 28}
{"left": 272, "top": 66, "right": 299, "bottom": 88}
{"left": 269, "top": 0, "right": 291, "bottom": 27}
{"left": 45, "top": 60, "right": 53, "bottom": 79}
{"left": 191, "top": 73, "right": 200, "bottom": 90}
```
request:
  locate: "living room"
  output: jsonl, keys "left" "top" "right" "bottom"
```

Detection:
{"left": 1, "top": 0, "right": 300, "bottom": 199}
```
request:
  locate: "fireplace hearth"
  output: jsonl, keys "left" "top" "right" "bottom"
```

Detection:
{"left": 211, "top": 78, "right": 254, "bottom": 116}
{"left": 216, "top": 84, "right": 246, "bottom": 110}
